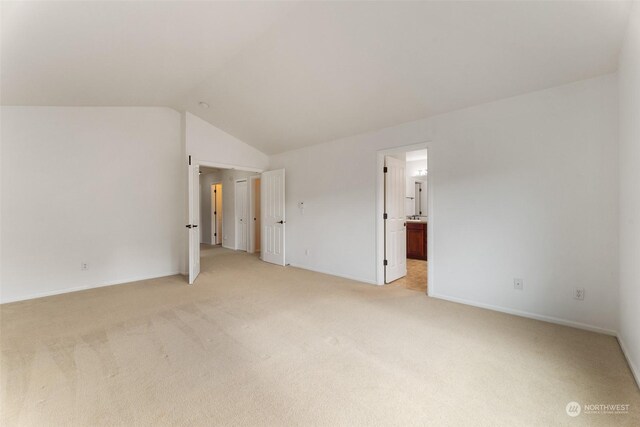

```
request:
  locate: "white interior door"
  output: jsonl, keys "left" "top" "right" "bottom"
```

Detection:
{"left": 235, "top": 180, "right": 248, "bottom": 251}
{"left": 248, "top": 176, "right": 261, "bottom": 254}
{"left": 188, "top": 163, "right": 200, "bottom": 284}
{"left": 261, "top": 169, "right": 285, "bottom": 266}
{"left": 385, "top": 156, "right": 407, "bottom": 283}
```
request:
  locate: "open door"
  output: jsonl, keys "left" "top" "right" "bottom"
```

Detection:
{"left": 187, "top": 163, "right": 200, "bottom": 284}
{"left": 384, "top": 156, "right": 406, "bottom": 283}
{"left": 261, "top": 169, "right": 285, "bottom": 266}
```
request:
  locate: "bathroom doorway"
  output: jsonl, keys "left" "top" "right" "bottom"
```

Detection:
{"left": 377, "top": 144, "right": 430, "bottom": 294}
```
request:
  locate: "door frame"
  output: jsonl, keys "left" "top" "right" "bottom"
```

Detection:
{"left": 375, "top": 142, "right": 433, "bottom": 294}
{"left": 194, "top": 160, "right": 263, "bottom": 174}
{"left": 187, "top": 158, "right": 264, "bottom": 278}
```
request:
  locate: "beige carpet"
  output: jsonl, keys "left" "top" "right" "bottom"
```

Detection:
{"left": 1, "top": 246, "right": 638, "bottom": 426}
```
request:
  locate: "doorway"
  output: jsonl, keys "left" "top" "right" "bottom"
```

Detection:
{"left": 235, "top": 179, "right": 248, "bottom": 251}
{"left": 249, "top": 176, "right": 261, "bottom": 254}
{"left": 188, "top": 161, "right": 286, "bottom": 284}
{"left": 376, "top": 144, "right": 430, "bottom": 294}
{"left": 211, "top": 183, "right": 222, "bottom": 245}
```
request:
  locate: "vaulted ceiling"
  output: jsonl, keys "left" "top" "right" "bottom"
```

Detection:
{"left": 1, "top": 1, "right": 632, "bottom": 154}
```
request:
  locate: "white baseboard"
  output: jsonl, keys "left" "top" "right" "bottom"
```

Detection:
{"left": 288, "top": 263, "right": 377, "bottom": 285}
{"left": 617, "top": 335, "right": 640, "bottom": 390}
{"left": 429, "top": 292, "right": 617, "bottom": 336}
{"left": 0, "top": 271, "right": 182, "bottom": 304}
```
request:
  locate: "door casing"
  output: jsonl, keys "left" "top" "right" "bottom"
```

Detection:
{"left": 186, "top": 159, "right": 263, "bottom": 282}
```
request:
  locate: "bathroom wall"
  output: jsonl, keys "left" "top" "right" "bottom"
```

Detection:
{"left": 405, "top": 159, "right": 428, "bottom": 217}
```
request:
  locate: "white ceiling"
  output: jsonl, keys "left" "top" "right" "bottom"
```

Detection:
{"left": 1, "top": 1, "right": 631, "bottom": 154}
{"left": 0, "top": 1, "right": 294, "bottom": 106}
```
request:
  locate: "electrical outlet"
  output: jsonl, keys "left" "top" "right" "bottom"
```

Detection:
{"left": 514, "top": 278, "right": 523, "bottom": 290}
{"left": 574, "top": 288, "right": 585, "bottom": 300}
{"left": 81, "top": 262, "right": 89, "bottom": 271}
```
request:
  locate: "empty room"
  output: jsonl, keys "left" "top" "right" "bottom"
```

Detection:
{"left": 1, "top": 1, "right": 640, "bottom": 425}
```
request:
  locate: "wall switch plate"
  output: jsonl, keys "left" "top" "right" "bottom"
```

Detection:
{"left": 305, "top": 249, "right": 310, "bottom": 256}
{"left": 514, "top": 278, "right": 523, "bottom": 290}
{"left": 574, "top": 288, "right": 585, "bottom": 300}
{"left": 81, "top": 262, "right": 89, "bottom": 271}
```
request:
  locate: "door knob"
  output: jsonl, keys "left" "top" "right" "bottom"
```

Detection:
{"left": 185, "top": 224, "right": 192, "bottom": 228}
{"left": 277, "top": 220, "right": 285, "bottom": 224}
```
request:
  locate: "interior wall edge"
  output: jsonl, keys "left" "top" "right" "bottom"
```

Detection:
{"left": 287, "top": 263, "right": 378, "bottom": 286}
{"left": 618, "top": 336, "right": 640, "bottom": 390}
{"left": 430, "top": 292, "right": 617, "bottom": 337}
{"left": 0, "top": 270, "right": 182, "bottom": 305}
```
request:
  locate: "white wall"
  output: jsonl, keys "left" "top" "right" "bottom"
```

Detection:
{"left": 405, "top": 159, "right": 428, "bottom": 216}
{"left": 618, "top": 2, "right": 640, "bottom": 385}
{"left": 1, "top": 107, "right": 184, "bottom": 303}
{"left": 270, "top": 74, "right": 619, "bottom": 333}
{"left": 406, "top": 159, "right": 427, "bottom": 178}
{"left": 185, "top": 112, "right": 268, "bottom": 170}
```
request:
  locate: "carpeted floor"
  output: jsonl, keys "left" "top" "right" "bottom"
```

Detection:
{"left": 1, "top": 246, "right": 638, "bottom": 426}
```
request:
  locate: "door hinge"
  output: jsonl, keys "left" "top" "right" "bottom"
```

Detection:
{"left": 383, "top": 213, "right": 388, "bottom": 220}
{"left": 214, "top": 211, "right": 217, "bottom": 215}
{"left": 383, "top": 259, "right": 388, "bottom": 266}
{"left": 214, "top": 233, "right": 217, "bottom": 237}
{"left": 383, "top": 166, "right": 388, "bottom": 173}
{"left": 188, "top": 155, "right": 191, "bottom": 165}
